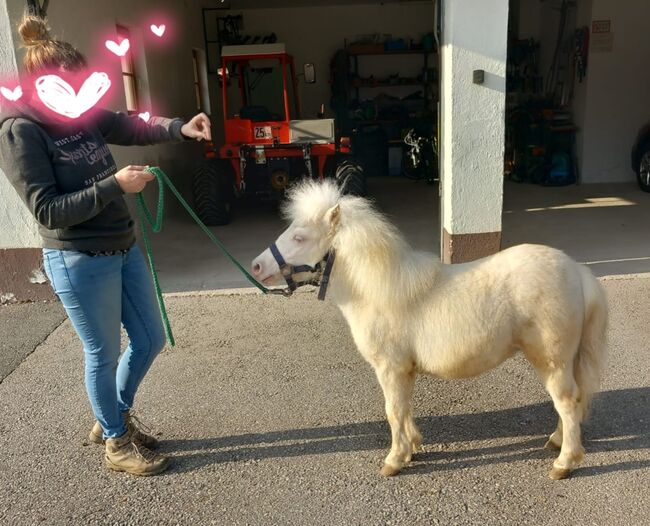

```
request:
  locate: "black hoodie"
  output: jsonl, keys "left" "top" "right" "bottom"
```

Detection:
{"left": 0, "top": 97, "right": 185, "bottom": 251}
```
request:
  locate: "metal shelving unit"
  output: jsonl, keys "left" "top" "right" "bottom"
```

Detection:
{"left": 349, "top": 48, "right": 436, "bottom": 106}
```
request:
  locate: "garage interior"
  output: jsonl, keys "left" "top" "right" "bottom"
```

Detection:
{"left": 149, "top": 0, "right": 441, "bottom": 292}
{"left": 21, "top": 0, "right": 641, "bottom": 292}
{"left": 145, "top": 0, "right": 648, "bottom": 293}
{"left": 499, "top": 0, "right": 650, "bottom": 278}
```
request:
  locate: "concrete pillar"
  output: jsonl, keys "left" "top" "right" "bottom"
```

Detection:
{"left": 439, "top": 0, "right": 508, "bottom": 263}
{"left": 0, "top": 0, "right": 51, "bottom": 302}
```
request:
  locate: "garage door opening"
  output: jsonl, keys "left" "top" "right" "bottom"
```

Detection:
{"left": 502, "top": 0, "right": 650, "bottom": 277}
{"left": 150, "top": 1, "right": 440, "bottom": 293}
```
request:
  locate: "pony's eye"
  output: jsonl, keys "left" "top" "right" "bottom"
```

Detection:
{"left": 293, "top": 235, "right": 305, "bottom": 243}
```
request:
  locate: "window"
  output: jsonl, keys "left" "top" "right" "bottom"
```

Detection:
{"left": 192, "top": 49, "right": 211, "bottom": 114}
{"left": 223, "top": 58, "right": 285, "bottom": 120}
{"left": 116, "top": 25, "right": 139, "bottom": 114}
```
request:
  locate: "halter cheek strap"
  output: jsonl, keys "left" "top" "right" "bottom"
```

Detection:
{"left": 268, "top": 242, "right": 336, "bottom": 300}
{"left": 270, "top": 242, "right": 297, "bottom": 291}
{"left": 317, "top": 251, "right": 336, "bottom": 301}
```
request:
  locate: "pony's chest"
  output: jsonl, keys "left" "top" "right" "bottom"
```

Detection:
{"left": 339, "top": 305, "right": 412, "bottom": 359}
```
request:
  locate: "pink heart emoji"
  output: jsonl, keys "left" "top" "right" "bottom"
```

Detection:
{"left": 138, "top": 111, "right": 151, "bottom": 123}
{"left": 35, "top": 72, "right": 111, "bottom": 119}
{"left": 0, "top": 85, "right": 23, "bottom": 102}
{"left": 150, "top": 24, "right": 166, "bottom": 37}
{"left": 105, "top": 38, "right": 130, "bottom": 57}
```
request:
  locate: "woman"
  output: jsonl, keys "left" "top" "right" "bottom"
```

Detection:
{"left": 0, "top": 16, "right": 211, "bottom": 476}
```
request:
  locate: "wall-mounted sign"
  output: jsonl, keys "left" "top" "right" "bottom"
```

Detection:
{"left": 591, "top": 20, "right": 613, "bottom": 53}
{"left": 592, "top": 20, "right": 611, "bottom": 34}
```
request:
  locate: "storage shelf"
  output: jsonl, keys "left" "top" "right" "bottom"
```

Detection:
{"left": 351, "top": 117, "right": 430, "bottom": 125}
{"left": 347, "top": 48, "right": 436, "bottom": 56}
{"left": 351, "top": 79, "right": 427, "bottom": 88}
{"left": 336, "top": 42, "right": 437, "bottom": 149}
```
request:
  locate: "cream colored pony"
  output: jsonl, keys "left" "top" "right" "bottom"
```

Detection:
{"left": 252, "top": 180, "right": 608, "bottom": 480}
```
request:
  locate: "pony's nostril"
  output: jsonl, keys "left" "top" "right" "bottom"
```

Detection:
{"left": 252, "top": 262, "right": 262, "bottom": 275}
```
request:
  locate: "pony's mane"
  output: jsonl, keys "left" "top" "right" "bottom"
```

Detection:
{"left": 282, "top": 178, "right": 342, "bottom": 224}
{"left": 283, "top": 179, "right": 401, "bottom": 246}
{"left": 283, "top": 180, "right": 440, "bottom": 304}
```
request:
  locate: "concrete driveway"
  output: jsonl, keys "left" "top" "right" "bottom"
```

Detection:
{"left": 1, "top": 275, "right": 649, "bottom": 525}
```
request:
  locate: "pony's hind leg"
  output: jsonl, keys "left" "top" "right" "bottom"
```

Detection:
{"left": 544, "top": 419, "right": 563, "bottom": 450}
{"left": 545, "top": 368, "right": 585, "bottom": 480}
{"left": 406, "top": 413, "right": 422, "bottom": 453}
{"left": 374, "top": 363, "right": 416, "bottom": 477}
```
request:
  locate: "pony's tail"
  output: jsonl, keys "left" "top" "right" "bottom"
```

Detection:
{"left": 575, "top": 266, "right": 608, "bottom": 421}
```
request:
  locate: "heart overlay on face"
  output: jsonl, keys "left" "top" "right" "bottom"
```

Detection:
{"left": 150, "top": 24, "right": 166, "bottom": 37}
{"left": 35, "top": 72, "right": 112, "bottom": 119}
{"left": 138, "top": 111, "right": 151, "bottom": 122}
{"left": 0, "top": 85, "right": 23, "bottom": 102}
{"left": 105, "top": 39, "right": 130, "bottom": 57}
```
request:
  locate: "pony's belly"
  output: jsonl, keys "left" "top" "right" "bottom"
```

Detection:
{"left": 416, "top": 343, "right": 518, "bottom": 380}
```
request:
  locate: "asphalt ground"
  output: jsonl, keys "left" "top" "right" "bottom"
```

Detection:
{"left": 0, "top": 276, "right": 648, "bottom": 525}
{"left": 0, "top": 301, "right": 65, "bottom": 382}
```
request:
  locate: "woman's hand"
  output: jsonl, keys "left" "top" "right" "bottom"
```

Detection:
{"left": 181, "top": 112, "right": 212, "bottom": 142}
{"left": 114, "top": 165, "right": 155, "bottom": 193}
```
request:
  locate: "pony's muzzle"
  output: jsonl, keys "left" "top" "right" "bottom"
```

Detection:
{"left": 251, "top": 250, "right": 281, "bottom": 284}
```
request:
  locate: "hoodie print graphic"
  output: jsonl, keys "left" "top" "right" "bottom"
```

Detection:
{"left": 54, "top": 132, "right": 117, "bottom": 186}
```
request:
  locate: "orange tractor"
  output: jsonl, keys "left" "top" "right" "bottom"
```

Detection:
{"left": 194, "top": 43, "right": 365, "bottom": 225}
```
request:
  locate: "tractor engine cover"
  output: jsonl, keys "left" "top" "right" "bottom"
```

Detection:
{"left": 289, "top": 119, "right": 335, "bottom": 144}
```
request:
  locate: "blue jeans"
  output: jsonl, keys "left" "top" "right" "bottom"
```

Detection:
{"left": 43, "top": 245, "right": 166, "bottom": 439}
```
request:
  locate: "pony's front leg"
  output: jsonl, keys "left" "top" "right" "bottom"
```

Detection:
{"left": 374, "top": 363, "right": 416, "bottom": 477}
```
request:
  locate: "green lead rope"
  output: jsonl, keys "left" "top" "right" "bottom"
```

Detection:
{"left": 135, "top": 166, "right": 270, "bottom": 347}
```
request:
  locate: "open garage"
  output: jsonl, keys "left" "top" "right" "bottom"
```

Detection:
{"left": 1, "top": 0, "right": 649, "bottom": 295}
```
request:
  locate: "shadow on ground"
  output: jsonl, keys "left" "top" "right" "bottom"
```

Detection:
{"left": 164, "top": 387, "right": 650, "bottom": 477}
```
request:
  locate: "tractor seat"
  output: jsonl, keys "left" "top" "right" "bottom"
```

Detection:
{"left": 240, "top": 105, "right": 273, "bottom": 122}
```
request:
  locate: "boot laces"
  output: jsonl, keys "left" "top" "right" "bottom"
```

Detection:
{"left": 131, "top": 441, "right": 158, "bottom": 463}
{"left": 127, "top": 412, "right": 153, "bottom": 436}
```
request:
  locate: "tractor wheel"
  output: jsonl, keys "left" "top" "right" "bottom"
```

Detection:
{"left": 193, "top": 160, "right": 235, "bottom": 226}
{"left": 325, "top": 157, "right": 367, "bottom": 197}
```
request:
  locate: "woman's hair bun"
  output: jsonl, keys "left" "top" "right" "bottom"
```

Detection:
{"left": 18, "top": 15, "right": 52, "bottom": 47}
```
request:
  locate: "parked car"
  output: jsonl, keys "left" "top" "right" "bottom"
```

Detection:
{"left": 631, "top": 123, "right": 650, "bottom": 192}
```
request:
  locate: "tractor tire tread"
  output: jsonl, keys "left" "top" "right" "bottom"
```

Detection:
{"left": 193, "top": 161, "right": 234, "bottom": 226}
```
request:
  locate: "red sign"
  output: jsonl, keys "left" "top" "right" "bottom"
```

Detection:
{"left": 592, "top": 20, "right": 611, "bottom": 34}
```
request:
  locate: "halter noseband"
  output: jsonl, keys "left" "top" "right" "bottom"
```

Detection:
{"left": 267, "top": 242, "right": 336, "bottom": 300}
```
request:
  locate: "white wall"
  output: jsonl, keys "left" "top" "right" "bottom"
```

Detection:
{"left": 441, "top": 0, "right": 508, "bottom": 236}
{"left": 579, "top": 0, "right": 650, "bottom": 183}
{"left": 0, "top": 0, "right": 40, "bottom": 249}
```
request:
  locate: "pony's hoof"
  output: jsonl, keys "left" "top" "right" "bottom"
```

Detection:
{"left": 380, "top": 464, "right": 401, "bottom": 477}
{"left": 544, "top": 438, "right": 561, "bottom": 451}
{"left": 549, "top": 466, "right": 572, "bottom": 480}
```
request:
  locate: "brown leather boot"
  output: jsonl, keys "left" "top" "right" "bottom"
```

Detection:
{"left": 105, "top": 431, "right": 169, "bottom": 476}
{"left": 89, "top": 412, "right": 159, "bottom": 449}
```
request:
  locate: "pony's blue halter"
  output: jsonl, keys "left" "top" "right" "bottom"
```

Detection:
{"left": 268, "top": 242, "right": 336, "bottom": 300}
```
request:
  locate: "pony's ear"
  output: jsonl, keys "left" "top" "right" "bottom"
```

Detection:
{"left": 325, "top": 203, "right": 341, "bottom": 234}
